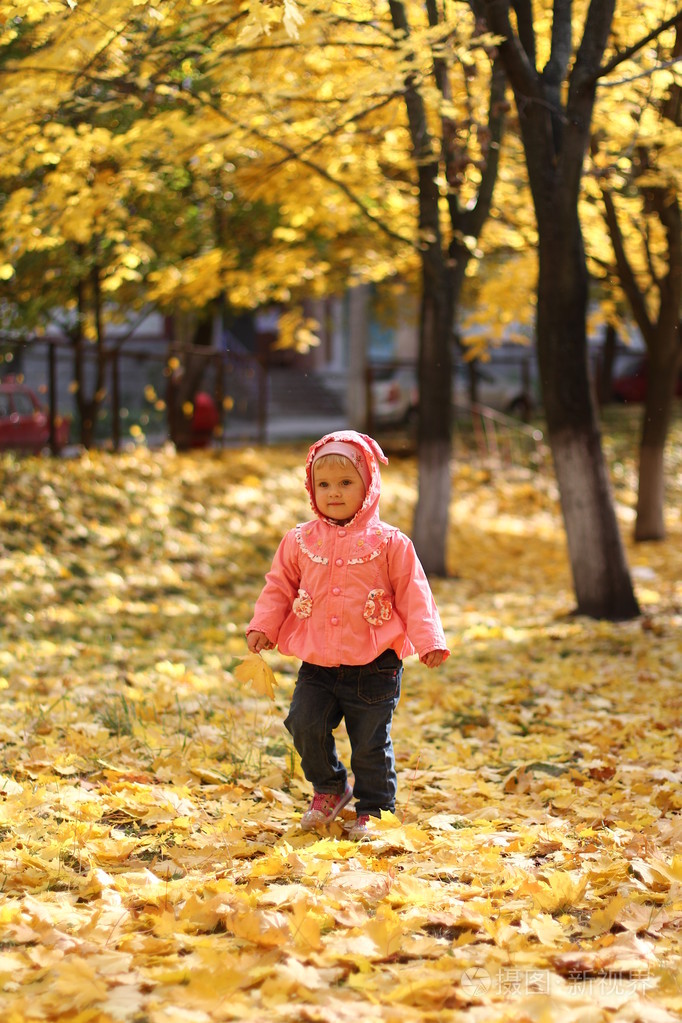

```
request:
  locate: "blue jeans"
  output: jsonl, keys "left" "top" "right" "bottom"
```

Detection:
{"left": 284, "top": 649, "right": 403, "bottom": 816}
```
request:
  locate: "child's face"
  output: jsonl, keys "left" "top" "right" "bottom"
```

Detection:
{"left": 313, "top": 461, "right": 366, "bottom": 523}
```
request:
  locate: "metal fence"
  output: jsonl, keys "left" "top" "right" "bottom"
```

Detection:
{"left": 3, "top": 338, "right": 271, "bottom": 449}
{"left": 1, "top": 339, "right": 548, "bottom": 471}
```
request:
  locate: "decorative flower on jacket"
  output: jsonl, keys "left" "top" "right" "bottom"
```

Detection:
{"left": 292, "top": 588, "right": 313, "bottom": 619}
{"left": 363, "top": 588, "right": 393, "bottom": 627}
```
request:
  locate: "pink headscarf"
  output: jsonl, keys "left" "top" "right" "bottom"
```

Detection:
{"left": 311, "top": 439, "right": 372, "bottom": 490}
{"left": 306, "top": 431, "right": 389, "bottom": 522}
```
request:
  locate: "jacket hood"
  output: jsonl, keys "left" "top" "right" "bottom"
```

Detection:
{"left": 305, "top": 430, "right": 388, "bottom": 528}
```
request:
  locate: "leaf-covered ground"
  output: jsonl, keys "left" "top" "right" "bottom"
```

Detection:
{"left": 0, "top": 422, "right": 681, "bottom": 1023}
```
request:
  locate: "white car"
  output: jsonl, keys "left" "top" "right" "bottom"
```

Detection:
{"left": 370, "top": 354, "right": 537, "bottom": 426}
{"left": 370, "top": 365, "right": 418, "bottom": 427}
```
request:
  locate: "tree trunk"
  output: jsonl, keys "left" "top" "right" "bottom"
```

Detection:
{"left": 634, "top": 349, "right": 681, "bottom": 540}
{"left": 597, "top": 25, "right": 682, "bottom": 542}
{"left": 168, "top": 309, "right": 216, "bottom": 450}
{"left": 72, "top": 277, "right": 86, "bottom": 445}
{"left": 636, "top": 444, "right": 666, "bottom": 542}
{"left": 483, "top": 0, "right": 640, "bottom": 619}
{"left": 388, "top": 0, "right": 505, "bottom": 575}
{"left": 634, "top": 23, "right": 682, "bottom": 540}
{"left": 597, "top": 322, "right": 617, "bottom": 405}
{"left": 346, "top": 284, "right": 370, "bottom": 431}
{"left": 412, "top": 253, "right": 454, "bottom": 575}
{"left": 537, "top": 223, "right": 640, "bottom": 619}
{"left": 72, "top": 266, "right": 108, "bottom": 450}
{"left": 602, "top": 187, "right": 682, "bottom": 540}
{"left": 388, "top": 0, "right": 453, "bottom": 575}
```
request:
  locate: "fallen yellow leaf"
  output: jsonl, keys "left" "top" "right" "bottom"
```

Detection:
{"left": 222, "top": 907, "right": 290, "bottom": 947}
{"left": 532, "top": 871, "right": 588, "bottom": 914}
{"left": 1, "top": 435, "right": 682, "bottom": 1021}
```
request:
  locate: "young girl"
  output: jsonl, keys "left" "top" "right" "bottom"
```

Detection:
{"left": 247, "top": 430, "right": 449, "bottom": 839}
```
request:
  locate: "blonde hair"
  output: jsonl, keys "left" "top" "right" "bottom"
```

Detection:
{"left": 313, "top": 453, "right": 355, "bottom": 473}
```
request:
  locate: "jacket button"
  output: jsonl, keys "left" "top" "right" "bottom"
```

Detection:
{"left": 331, "top": 616, "right": 339, "bottom": 625}
{"left": 335, "top": 558, "right": 343, "bottom": 566}
{"left": 338, "top": 528, "right": 346, "bottom": 537}
{"left": 333, "top": 587, "right": 341, "bottom": 595}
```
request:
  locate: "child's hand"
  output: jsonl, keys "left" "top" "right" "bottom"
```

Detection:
{"left": 420, "top": 649, "right": 448, "bottom": 668}
{"left": 247, "top": 630, "right": 274, "bottom": 653}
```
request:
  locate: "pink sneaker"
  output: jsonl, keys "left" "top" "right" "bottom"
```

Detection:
{"left": 300, "top": 785, "right": 353, "bottom": 831}
{"left": 346, "top": 814, "right": 374, "bottom": 840}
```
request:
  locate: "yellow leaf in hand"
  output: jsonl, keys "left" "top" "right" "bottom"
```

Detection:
{"left": 234, "top": 653, "right": 278, "bottom": 700}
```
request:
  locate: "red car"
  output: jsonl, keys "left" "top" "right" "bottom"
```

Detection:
{"left": 0, "top": 379, "right": 71, "bottom": 453}
{"left": 612, "top": 355, "right": 682, "bottom": 403}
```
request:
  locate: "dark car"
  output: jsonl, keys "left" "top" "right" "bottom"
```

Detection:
{"left": 0, "top": 379, "right": 71, "bottom": 453}
{"left": 612, "top": 355, "right": 682, "bottom": 403}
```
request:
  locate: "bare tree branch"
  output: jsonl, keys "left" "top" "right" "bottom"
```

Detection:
{"left": 595, "top": 9, "right": 682, "bottom": 83}
{"left": 601, "top": 188, "right": 654, "bottom": 344}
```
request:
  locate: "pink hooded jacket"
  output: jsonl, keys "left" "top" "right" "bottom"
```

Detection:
{"left": 247, "top": 431, "right": 449, "bottom": 667}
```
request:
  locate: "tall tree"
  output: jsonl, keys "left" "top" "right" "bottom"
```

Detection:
{"left": 385, "top": 1, "right": 506, "bottom": 572}
{"left": 589, "top": 17, "right": 682, "bottom": 540}
{"left": 480, "top": 0, "right": 643, "bottom": 619}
